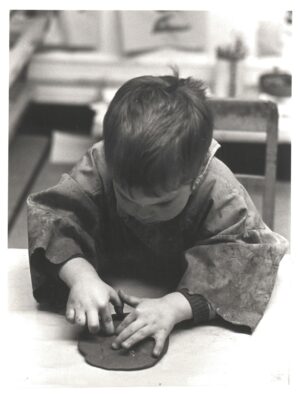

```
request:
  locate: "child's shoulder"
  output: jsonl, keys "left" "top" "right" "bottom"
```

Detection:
{"left": 200, "top": 156, "right": 243, "bottom": 195}
{"left": 209, "top": 157, "right": 239, "bottom": 182}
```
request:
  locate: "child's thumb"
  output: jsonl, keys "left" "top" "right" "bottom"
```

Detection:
{"left": 118, "top": 289, "right": 141, "bottom": 307}
{"left": 109, "top": 288, "right": 123, "bottom": 309}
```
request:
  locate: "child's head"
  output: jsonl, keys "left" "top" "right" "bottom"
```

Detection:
{"left": 103, "top": 72, "right": 213, "bottom": 223}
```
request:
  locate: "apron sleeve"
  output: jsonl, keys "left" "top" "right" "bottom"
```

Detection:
{"left": 27, "top": 146, "right": 106, "bottom": 306}
{"left": 177, "top": 175, "right": 288, "bottom": 332}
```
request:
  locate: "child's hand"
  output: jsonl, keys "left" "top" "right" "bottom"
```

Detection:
{"left": 111, "top": 290, "right": 192, "bottom": 357}
{"left": 66, "top": 275, "right": 122, "bottom": 335}
{"left": 59, "top": 257, "right": 123, "bottom": 335}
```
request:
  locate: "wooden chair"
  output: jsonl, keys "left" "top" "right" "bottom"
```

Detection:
{"left": 208, "top": 99, "right": 279, "bottom": 230}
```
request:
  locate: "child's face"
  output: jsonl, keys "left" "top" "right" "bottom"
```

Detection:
{"left": 113, "top": 181, "right": 192, "bottom": 224}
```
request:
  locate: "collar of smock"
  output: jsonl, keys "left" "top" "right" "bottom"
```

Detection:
{"left": 191, "top": 138, "right": 220, "bottom": 192}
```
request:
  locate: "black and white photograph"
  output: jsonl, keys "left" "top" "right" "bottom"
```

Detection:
{"left": 5, "top": 2, "right": 296, "bottom": 391}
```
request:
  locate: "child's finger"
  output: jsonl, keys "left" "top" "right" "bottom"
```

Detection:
{"left": 114, "top": 310, "right": 137, "bottom": 335}
{"left": 118, "top": 289, "right": 141, "bottom": 307}
{"left": 99, "top": 306, "right": 114, "bottom": 335}
{"left": 75, "top": 309, "right": 86, "bottom": 327}
{"left": 115, "top": 326, "right": 152, "bottom": 350}
{"left": 66, "top": 307, "right": 75, "bottom": 323}
{"left": 152, "top": 331, "right": 167, "bottom": 358}
{"left": 86, "top": 309, "right": 100, "bottom": 333}
{"left": 111, "top": 319, "right": 146, "bottom": 349}
{"left": 109, "top": 288, "right": 124, "bottom": 309}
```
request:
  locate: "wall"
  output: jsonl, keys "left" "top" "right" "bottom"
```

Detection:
{"left": 43, "top": 10, "right": 289, "bottom": 57}
{"left": 28, "top": 10, "right": 291, "bottom": 105}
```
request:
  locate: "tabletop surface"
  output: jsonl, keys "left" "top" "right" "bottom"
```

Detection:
{"left": 7, "top": 248, "right": 292, "bottom": 388}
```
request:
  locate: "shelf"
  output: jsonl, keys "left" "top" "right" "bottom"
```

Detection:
{"left": 9, "top": 81, "right": 33, "bottom": 141}
{"left": 10, "top": 15, "right": 50, "bottom": 87}
{"left": 9, "top": 13, "right": 51, "bottom": 140}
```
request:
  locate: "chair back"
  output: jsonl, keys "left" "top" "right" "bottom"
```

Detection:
{"left": 208, "top": 98, "right": 279, "bottom": 229}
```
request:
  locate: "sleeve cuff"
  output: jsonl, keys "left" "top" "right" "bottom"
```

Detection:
{"left": 30, "top": 249, "right": 84, "bottom": 307}
{"left": 177, "top": 288, "right": 215, "bottom": 325}
{"left": 32, "top": 249, "right": 85, "bottom": 280}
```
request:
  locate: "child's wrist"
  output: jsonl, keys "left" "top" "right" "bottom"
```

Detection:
{"left": 58, "top": 257, "right": 99, "bottom": 288}
{"left": 162, "top": 292, "right": 193, "bottom": 325}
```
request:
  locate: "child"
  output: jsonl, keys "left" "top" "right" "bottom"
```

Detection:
{"left": 27, "top": 73, "right": 288, "bottom": 357}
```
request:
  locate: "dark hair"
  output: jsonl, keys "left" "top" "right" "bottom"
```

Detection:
{"left": 103, "top": 72, "right": 213, "bottom": 194}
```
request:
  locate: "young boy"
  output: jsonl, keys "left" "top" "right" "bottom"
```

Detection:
{"left": 27, "top": 74, "right": 288, "bottom": 357}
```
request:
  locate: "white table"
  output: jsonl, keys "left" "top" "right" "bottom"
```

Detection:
{"left": 6, "top": 248, "right": 292, "bottom": 388}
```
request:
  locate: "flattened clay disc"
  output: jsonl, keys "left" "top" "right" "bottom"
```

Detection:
{"left": 78, "top": 314, "right": 169, "bottom": 371}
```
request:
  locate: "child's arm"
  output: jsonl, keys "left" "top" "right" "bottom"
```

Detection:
{"left": 175, "top": 158, "right": 289, "bottom": 332}
{"left": 114, "top": 158, "right": 289, "bottom": 349}
{"left": 27, "top": 142, "right": 108, "bottom": 310}
{"left": 111, "top": 290, "right": 193, "bottom": 357}
{"left": 58, "top": 257, "right": 123, "bottom": 334}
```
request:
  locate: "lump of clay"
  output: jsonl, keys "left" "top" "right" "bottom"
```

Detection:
{"left": 78, "top": 314, "right": 169, "bottom": 371}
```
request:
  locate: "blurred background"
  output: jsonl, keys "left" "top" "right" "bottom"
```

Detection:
{"left": 8, "top": 10, "right": 292, "bottom": 248}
